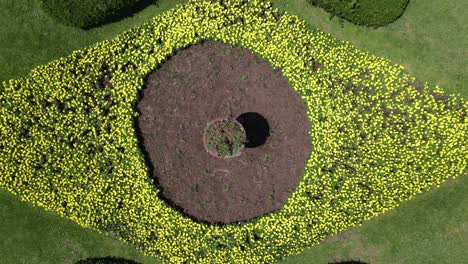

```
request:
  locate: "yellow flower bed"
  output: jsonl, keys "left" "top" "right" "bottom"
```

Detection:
{"left": 0, "top": 0, "right": 467, "bottom": 263}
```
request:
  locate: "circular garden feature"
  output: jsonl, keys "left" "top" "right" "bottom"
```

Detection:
{"left": 136, "top": 40, "right": 312, "bottom": 224}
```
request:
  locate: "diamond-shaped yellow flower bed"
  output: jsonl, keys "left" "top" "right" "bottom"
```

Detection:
{"left": 0, "top": 0, "right": 466, "bottom": 263}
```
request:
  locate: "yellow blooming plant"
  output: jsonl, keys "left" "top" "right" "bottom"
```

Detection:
{"left": 0, "top": 0, "right": 467, "bottom": 263}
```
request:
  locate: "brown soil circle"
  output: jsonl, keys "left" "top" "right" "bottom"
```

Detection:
{"left": 136, "top": 40, "right": 312, "bottom": 224}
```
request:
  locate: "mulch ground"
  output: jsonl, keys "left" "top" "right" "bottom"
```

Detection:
{"left": 136, "top": 40, "right": 312, "bottom": 224}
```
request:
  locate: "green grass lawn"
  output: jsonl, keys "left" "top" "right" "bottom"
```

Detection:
{"left": 0, "top": 189, "right": 160, "bottom": 264}
{"left": 2, "top": 172, "right": 466, "bottom": 264}
{"left": 272, "top": 0, "right": 468, "bottom": 99}
{"left": 0, "top": 0, "right": 186, "bottom": 82}
{"left": 0, "top": 0, "right": 466, "bottom": 263}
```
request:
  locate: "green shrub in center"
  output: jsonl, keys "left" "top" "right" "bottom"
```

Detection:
{"left": 203, "top": 118, "right": 247, "bottom": 158}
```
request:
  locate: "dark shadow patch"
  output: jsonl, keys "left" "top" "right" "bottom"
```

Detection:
{"left": 236, "top": 112, "right": 270, "bottom": 148}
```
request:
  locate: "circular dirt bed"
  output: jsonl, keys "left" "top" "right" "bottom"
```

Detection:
{"left": 136, "top": 40, "right": 312, "bottom": 224}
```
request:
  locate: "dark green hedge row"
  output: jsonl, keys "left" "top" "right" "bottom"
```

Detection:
{"left": 75, "top": 257, "right": 138, "bottom": 264}
{"left": 39, "top": 0, "right": 157, "bottom": 29}
{"left": 308, "top": 0, "right": 410, "bottom": 27}
{"left": 75, "top": 257, "right": 140, "bottom": 264}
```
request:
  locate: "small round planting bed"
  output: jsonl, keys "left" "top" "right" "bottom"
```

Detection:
{"left": 203, "top": 117, "right": 247, "bottom": 159}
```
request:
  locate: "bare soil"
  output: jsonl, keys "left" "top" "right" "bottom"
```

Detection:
{"left": 136, "top": 40, "right": 312, "bottom": 224}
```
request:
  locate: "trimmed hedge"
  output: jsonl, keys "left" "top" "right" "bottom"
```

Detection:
{"left": 38, "top": 0, "right": 157, "bottom": 29}
{"left": 1, "top": 0, "right": 466, "bottom": 263}
{"left": 75, "top": 257, "right": 140, "bottom": 264}
{"left": 308, "top": 0, "right": 410, "bottom": 27}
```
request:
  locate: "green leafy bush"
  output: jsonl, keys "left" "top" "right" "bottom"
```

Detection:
{"left": 38, "top": 0, "right": 156, "bottom": 29}
{"left": 75, "top": 257, "right": 140, "bottom": 264}
{"left": 308, "top": 0, "right": 410, "bottom": 27}
{"left": 1, "top": 0, "right": 466, "bottom": 263}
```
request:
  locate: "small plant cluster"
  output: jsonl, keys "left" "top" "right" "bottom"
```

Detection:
{"left": 308, "top": 0, "right": 410, "bottom": 27}
{"left": 38, "top": 0, "right": 155, "bottom": 29}
{"left": 0, "top": 0, "right": 466, "bottom": 263}
{"left": 203, "top": 118, "right": 247, "bottom": 158}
